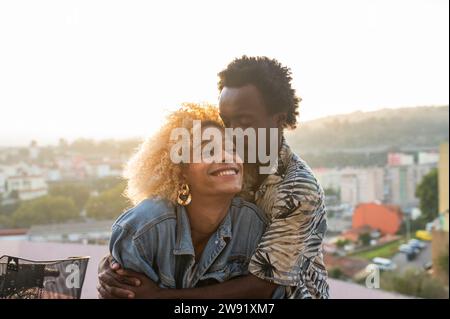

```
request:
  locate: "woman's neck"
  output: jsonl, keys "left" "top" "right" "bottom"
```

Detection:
{"left": 185, "top": 194, "right": 233, "bottom": 258}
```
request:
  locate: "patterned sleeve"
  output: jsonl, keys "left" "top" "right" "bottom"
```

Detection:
{"left": 248, "top": 167, "right": 330, "bottom": 299}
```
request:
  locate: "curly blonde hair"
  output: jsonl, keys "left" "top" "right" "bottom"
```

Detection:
{"left": 123, "top": 103, "right": 223, "bottom": 205}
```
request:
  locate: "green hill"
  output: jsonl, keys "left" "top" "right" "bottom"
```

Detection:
{"left": 286, "top": 106, "right": 449, "bottom": 168}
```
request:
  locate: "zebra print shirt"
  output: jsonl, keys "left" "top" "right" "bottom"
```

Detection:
{"left": 243, "top": 137, "right": 329, "bottom": 299}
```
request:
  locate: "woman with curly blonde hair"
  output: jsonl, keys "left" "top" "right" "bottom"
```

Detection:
{"left": 123, "top": 103, "right": 224, "bottom": 205}
{"left": 105, "top": 103, "right": 269, "bottom": 298}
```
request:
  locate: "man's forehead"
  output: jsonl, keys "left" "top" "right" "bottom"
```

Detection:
{"left": 220, "top": 85, "right": 259, "bottom": 102}
{"left": 219, "top": 85, "right": 263, "bottom": 115}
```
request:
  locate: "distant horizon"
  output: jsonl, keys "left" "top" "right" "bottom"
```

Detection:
{"left": 1, "top": 104, "right": 447, "bottom": 148}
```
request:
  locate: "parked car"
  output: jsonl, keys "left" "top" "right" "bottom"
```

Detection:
{"left": 371, "top": 257, "right": 397, "bottom": 271}
{"left": 399, "top": 244, "right": 417, "bottom": 260}
{"left": 399, "top": 244, "right": 414, "bottom": 254}
{"left": 408, "top": 239, "right": 426, "bottom": 250}
{"left": 416, "top": 230, "right": 432, "bottom": 241}
{"left": 410, "top": 245, "right": 420, "bottom": 254}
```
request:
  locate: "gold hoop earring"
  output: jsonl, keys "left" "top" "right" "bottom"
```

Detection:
{"left": 177, "top": 183, "right": 192, "bottom": 206}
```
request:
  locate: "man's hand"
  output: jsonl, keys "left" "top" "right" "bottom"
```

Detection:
{"left": 113, "top": 269, "right": 162, "bottom": 299}
{"left": 97, "top": 254, "right": 158, "bottom": 299}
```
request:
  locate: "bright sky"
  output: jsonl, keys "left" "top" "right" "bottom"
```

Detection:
{"left": 0, "top": 0, "right": 448, "bottom": 146}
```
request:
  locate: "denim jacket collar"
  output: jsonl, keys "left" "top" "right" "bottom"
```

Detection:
{"left": 173, "top": 205, "right": 195, "bottom": 256}
{"left": 173, "top": 203, "right": 233, "bottom": 256}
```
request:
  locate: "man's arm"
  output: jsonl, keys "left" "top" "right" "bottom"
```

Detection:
{"left": 98, "top": 255, "right": 278, "bottom": 299}
{"left": 248, "top": 179, "right": 329, "bottom": 298}
{"left": 157, "top": 274, "right": 278, "bottom": 299}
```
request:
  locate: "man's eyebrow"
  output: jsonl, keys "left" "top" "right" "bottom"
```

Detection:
{"left": 237, "top": 114, "right": 254, "bottom": 118}
{"left": 221, "top": 112, "right": 254, "bottom": 119}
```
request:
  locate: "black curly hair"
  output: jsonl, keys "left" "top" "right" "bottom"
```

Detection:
{"left": 218, "top": 56, "right": 301, "bottom": 129}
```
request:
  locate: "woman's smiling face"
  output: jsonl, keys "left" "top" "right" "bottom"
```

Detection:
{"left": 181, "top": 124, "right": 243, "bottom": 198}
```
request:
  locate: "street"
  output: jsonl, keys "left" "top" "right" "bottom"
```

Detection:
{"left": 391, "top": 242, "right": 432, "bottom": 273}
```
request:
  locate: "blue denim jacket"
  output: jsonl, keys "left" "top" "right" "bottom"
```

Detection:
{"left": 109, "top": 197, "right": 271, "bottom": 290}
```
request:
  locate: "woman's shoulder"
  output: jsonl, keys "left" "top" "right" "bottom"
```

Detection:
{"left": 113, "top": 197, "right": 176, "bottom": 233}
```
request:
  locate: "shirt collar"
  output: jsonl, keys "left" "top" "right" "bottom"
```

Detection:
{"left": 275, "top": 135, "right": 293, "bottom": 177}
{"left": 218, "top": 201, "right": 233, "bottom": 240}
{"left": 173, "top": 205, "right": 195, "bottom": 255}
{"left": 258, "top": 135, "right": 292, "bottom": 184}
{"left": 173, "top": 204, "right": 232, "bottom": 256}
{"left": 239, "top": 135, "right": 294, "bottom": 201}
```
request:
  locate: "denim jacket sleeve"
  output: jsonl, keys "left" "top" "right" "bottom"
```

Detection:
{"left": 109, "top": 223, "right": 160, "bottom": 283}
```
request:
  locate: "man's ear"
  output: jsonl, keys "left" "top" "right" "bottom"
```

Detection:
{"left": 274, "top": 113, "right": 287, "bottom": 128}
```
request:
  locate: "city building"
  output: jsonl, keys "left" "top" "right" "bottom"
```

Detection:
{"left": 55, "top": 156, "right": 89, "bottom": 180}
{"left": 315, "top": 167, "right": 385, "bottom": 207}
{"left": 352, "top": 203, "right": 403, "bottom": 235}
{"left": 45, "top": 164, "right": 63, "bottom": 182}
{"left": 387, "top": 152, "right": 414, "bottom": 166}
{"left": 341, "top": 168, "right": 385, "bottom": 207}
{"left": 418, "top": 151, "right": 439, "bottom": 165}
{"left": 86, "top": 160, "right": 123, "bottom": 178}
{"left": 385, "top": 164, "right": 436, "bottom": 210}
{"left": 0, "top": 170, "right": 6, "bottom": 194}
{"left": 29, "top": 140, "right": 40, "bottom": 160}
{"left": 438, "top": 142, "right": 449, "bottom": 220}
{"left": 326, "top": 214, "right": 353, "bottom": 234}
{"left": 432, "top": 142, "right": 449, "bottom": 283}
{"left": 4, "top": 174, "right": 48, "bottom": 201}
{"left": 0, "top": 228, "right": 28, "bottom": 241}
{"left": 0, "top": 163, "right": 48, "bottom": 203}
{"left": 27, "top": 220, "right": 114, "bottom": 245}
{"left": 315, "top": 152, "right": 439, "bottom": 211}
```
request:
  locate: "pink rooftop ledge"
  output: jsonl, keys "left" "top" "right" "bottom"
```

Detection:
{"left": 0, "top": 240, "right": 410, "bottom": 299}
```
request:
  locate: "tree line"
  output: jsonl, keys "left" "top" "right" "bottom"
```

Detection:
{"left": 0, "top": 177, "right": 130, "bottom": 228}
